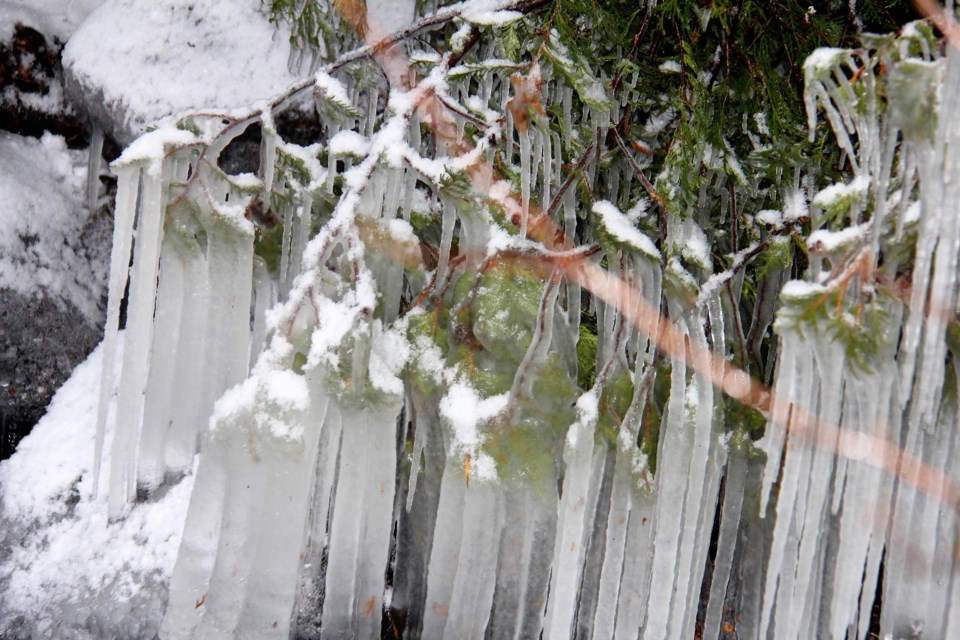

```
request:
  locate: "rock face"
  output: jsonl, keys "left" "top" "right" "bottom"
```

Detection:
{"left": 0, "top": 132, "right": 110, "bottom": 460}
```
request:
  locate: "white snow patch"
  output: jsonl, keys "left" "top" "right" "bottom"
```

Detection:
{"left": 807, "top": 224, "right": 867, "bottom": 254}
{"left": 593, "top": 200, "right": 661, "bottom": 260}
{"left": 461, "top": 0, "right": 523, "bottom": 26}
{"left": 804, "top": 47, "right": 849, "bottom": 76}
{"left": 780, "top": 279, "right": 827, "bottom": 300}
{"left": 439, "top": 383, "right": 509, "bottom": 451}
{"left": 658, "top": 60, "right": 682, "bottom": 74}
{"left": 812, "top": 175, "right": 870, "bottom": 209}
{"left": 330, "top": 130, "right": 371, "bottom": 157}
{"left": 756, "top": 209, "right": 782, "bottom": 226}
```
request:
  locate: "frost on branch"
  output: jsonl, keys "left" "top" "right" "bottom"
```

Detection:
{"left": 11, "top": 3, "right": 960, "bottom": 639}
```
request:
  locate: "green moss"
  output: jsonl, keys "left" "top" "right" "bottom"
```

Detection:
{"left": 596, "top": 372, "right": 634, "bottom": 448}
{"left": 576, "top": 322, "right": 598, "bottom": 390}
{"left": 254, "top": 226, "right": 284, "bottom": 275}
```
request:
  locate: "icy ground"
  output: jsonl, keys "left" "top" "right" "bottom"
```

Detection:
{"left": 0, "top": 340, "right": 194, "bottom": 639}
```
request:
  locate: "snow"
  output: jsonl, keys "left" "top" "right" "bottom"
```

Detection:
{"left": 0, "top": 341, "right": 193, "bottom": 638}
{"left": 439, "top": 382, "right": 509, "bottom": 451}
{"left": 114, "top": 125, "right": 200, "bottom": 175}
{"left": 807, "top": 223, "right": 867, "bottom": 253}
{"left": 756, "top": 209, "right": 782, "bottom": 226}
{"left": 780, "top": 279, "right": 828, "bottom": 300}
{"left": 62, "top": 0, "right": 302, "bottom": 142}
{"left": 315, "top": 71, "right": 354, "bottom": 112}
{"left": 368, "top": 319, "right": 412, "bottom": 396}
{"left": 460, "top": 0, "right": 523, "bottom": 26}
{"left": 329, "top": 129, "right": 371, "bottom": 157}
{"left": 782, "top": 188, "right": 809, "bottom": 221}
{"left": 658, "top": 60, "right": 682, "bottom": 73}
{"left": 0, "top": 132, "right": 106, "bottom": 323}
{"left": 804, "top": 47, "right": 849, "bottom": 77}
{"left": 812, "top": 175, "right": 870, "bottom": 208}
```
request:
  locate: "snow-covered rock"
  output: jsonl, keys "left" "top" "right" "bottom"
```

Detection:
{"left": 62, "top": 0, "right": 303, "bottom": 145}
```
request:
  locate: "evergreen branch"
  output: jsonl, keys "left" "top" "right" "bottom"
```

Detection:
{"left": 326, "top": 0, "right": 960, "bottom": 513}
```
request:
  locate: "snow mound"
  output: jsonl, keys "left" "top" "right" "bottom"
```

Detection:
{"left": 62, "top": 0, "right": 302, "bottom": 143}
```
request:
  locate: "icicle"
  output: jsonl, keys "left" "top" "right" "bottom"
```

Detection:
{"left": 261, "top": 122, "right": 278, "bottom": 196}
{"left": 420, "top": 456, "right": 470, "bottom": 637}
{"left": 758, "top": 331, "right": 799, "bottom": 512}
{"left": 422, "top": 467, "right": 502, "bottom": 638}
{"left": 86, "top": 126, "right": 104, "bottom": 214}
{"left": 136, "top": 235, "right": 187, "bottom": 495}
{"left": 542, "top": 127, "right": 552, "bottom": 209}
{"left": 543, "top": 393, "right": 603, "bottom": 638}
{"left": 489, "top": 485, "right": 556, "bottom": 639}
{"left": 641, "top": 316, "right": 691, "bottom": 640}
{"left": 93, "top": 164, "right": 140, "bottom": 497}
{"left": 662, "top": 318, "right": 718, "bottom": 639}
{"left": 392, "top": 398, "right": 444, "bottom": 638}
{"left": 530, "top": 126, "right": 542, "bottom": 207}
{"left": 159, "top": 437, "right": 229, "bottom": 639}
{"left": 249, "top": 256, "right": 274, "bottom": 369}
{"left": 199, "top": 200, "right": 255, "bottom": 429}
{"left": 433, "top": 199, "right": 457, "bottom": 291}
{"left": 320, "top": 399, "right": 402, "bottom": 638}
{"left": 325, "top": 121, "right": 341, "bottom": 194}
{"left": 518, "top": 129, "right": 531, "bottom": 237}
{"left": 759, "top": 332, "right": 819, "bottom": 639}
{"left": 702, "top": 450, "right": 747, "bottom": 640}
{"left": 279, "top": 198, "right": 296, "bottom": 301}
{"left": 510, "top": 271, "right": 561, "bottom": 401}
{"left": 380, "top": 168, "right": 406, "bottom": 323}
{"left": 561, "top": 85, "right": 573, "bottom": 150}
{"left": 777, "top": 336, "right": 844, "bottom": 640}
{"left": 163, "top": 233, "right": 210, "bottom": 476}
{"left": 108, "top": 167, "right": 166, "bottom": 518}
{"left": 294, "top": 400, "right": 344, "bottom": 635}
{"left": 235, "top": 385, "right": 331, "bottom": 638}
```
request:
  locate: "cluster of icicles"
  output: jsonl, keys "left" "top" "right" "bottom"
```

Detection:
{"left": 93, "top": 18, "right": 960, "bottom": 640}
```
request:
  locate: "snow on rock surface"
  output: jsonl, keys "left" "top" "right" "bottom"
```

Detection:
{"left": 0, "top": 132, "right": 106, "bottom": 322}
{"left": 0, "top": 341, "right": 194, "bottom": 639}
{"left": 62, "top": 0, "right": 301, "bottom": 144}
